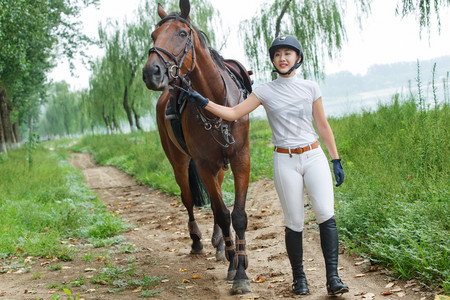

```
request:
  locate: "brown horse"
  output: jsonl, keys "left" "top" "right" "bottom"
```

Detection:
{"left": 142, "top": 0, "right": 252, "bottom": 294}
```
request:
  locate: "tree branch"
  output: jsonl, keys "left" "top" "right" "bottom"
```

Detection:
{"left": 275, "top": 0, "right": 294, "bottom": 38}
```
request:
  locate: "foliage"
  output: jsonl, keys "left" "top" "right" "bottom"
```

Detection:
{"left": 239, "top": 0, "right": 372, "bottom": 80}
{"left": 0, "top": 146, "right": 127, "bottom": 258}
{"left": 0, "top": 0, "right": 98, "bottom": 152}
{"left": 328, "top": 64, "right": 449, "bottom": 292}
{"left": 397, "top": 0, "right": 450, "bottom": 34}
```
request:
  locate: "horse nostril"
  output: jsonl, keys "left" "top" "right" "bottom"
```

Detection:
{"left": 153, "top": 65, "right": 161, "bottom": 76}
{"left": 142, "top": 69, "right": 147, "bottom": 82}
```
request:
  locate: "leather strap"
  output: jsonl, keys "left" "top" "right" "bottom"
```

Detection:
{"left": 274, "top": 141, "right": 319, "bottom": 155}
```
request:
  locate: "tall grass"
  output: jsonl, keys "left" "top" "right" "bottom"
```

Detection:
{"left": 0, "top": 147, "right": 126, "bottom": 259}
{"left": 329, "top": 64, "right": 449, "bottom": 293}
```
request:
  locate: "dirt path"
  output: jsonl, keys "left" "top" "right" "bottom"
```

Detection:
{"left": 0, "top": 153, "right": 431, "bottom": 299}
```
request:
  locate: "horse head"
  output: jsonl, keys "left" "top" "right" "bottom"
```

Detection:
{"left": 142, "top": 0, "right": 197, "bottom": 91}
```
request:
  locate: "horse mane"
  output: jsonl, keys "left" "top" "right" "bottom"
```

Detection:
{"left": 158, "top": 12, "right": 226, "bottom": 70}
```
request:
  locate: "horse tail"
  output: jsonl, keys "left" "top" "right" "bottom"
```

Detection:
{"left": 188, "top": 159, "right": 210, "bottom": 207}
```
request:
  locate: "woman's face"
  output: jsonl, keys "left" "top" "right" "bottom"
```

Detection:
{"left": 272, "top": 47, "right": 301, "bottom": 77}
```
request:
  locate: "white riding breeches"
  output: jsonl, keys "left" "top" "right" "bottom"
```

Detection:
{"left": 273, "top": 146, "right": 335, "bottom": 232}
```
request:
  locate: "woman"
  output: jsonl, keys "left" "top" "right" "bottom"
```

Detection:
{"left": 188, "top": 35, "right": 348, "bottom": 296}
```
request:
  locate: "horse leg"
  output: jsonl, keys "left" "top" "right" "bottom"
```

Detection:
{"left": 229, "top": 151, "right": 251, "bottom": 294}
{"left": 195, "top": 163, "right": 236, "bottom": 278}
{"left": 156, "top": 94, "right": 203, "bottom": 254}
{"left": 211, "top": 169, "right": 226, "bottom": 261}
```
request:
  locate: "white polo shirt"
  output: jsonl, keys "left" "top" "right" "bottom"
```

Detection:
{"left": 253, "top": 76, "right": 321, "bottom": 148}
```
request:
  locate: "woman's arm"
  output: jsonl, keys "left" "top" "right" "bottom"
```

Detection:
{"left": 312, "top": 97, "right": 339, "bottom": 159}
{"left": 194, "top": 92, "right": 262, "bottom": 122}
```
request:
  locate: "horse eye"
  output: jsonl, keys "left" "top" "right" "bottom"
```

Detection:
{"left": 179, "top": 30, "right": 188, "bottom": 38}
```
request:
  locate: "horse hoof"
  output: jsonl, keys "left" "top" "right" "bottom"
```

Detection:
{"left": 227, "top": 270, "right": 236, "bottom": 281}
{"left": 231, "top": 279, "right": 251, "bottom": 295}
{"left": 190, "top": 248, "right": 204, "bottom": 255}
{"left": 216, "top": 249, "right": 226, "bottom": 261}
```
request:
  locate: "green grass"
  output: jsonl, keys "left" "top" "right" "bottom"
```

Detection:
{"left": 0, "top": 146, "right": 127, "bottom": 259}
{"left": 329, "top": 94, "right": 449, "bottom": 293}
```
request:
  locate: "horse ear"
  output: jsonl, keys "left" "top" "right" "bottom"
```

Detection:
{"left": 179, "top": 0, "right": 191, "bottom": 21}
{"left": 157, "top": 3, "right": 167, "bottom": 19}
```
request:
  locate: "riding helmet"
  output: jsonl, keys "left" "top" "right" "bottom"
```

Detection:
{"left": 269, "top": 35, "right": 303, "bottom": 75}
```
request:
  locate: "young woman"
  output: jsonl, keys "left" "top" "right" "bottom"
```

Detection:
{"left": 187, "top": 35, "right": 349, "bottom": 296}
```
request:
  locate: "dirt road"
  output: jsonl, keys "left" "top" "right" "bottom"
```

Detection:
{"left": 0, "top": 153, "right": 431, "bottom": 299}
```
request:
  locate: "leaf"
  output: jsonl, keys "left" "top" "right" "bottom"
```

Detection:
{"left": 252, "top": 275, "right": 265, "bottom": 283}
{"left": 385, "top": 282, "right": 395, "bottom": 288}
{"left": 354, "top": 259, "right": 370, "bottom": 266}
{"left": 84, "top": 268, "right": 96, "bottom": 272}
{"left": 63, "top": 288, "right": 72, "bottom": 296}
{"left": 369, "top": 266, "right": 379, "bottom": 272}
{"left": 435, "top": 296, "right": 450, "bottom": 300}
{"left": 354, "top": 273, "right": 366, "bottom": 278}
{"left": 183, "top": 279, "right": 190, "bottom": 283}
{"left": 179, "top": 268, "right": 188, "bottom": 272}
{"left": 381, "top": 291, "right": 392, "bottom": 295}
{"left": 192, "top": 275, "right": 201, "bottom": 279}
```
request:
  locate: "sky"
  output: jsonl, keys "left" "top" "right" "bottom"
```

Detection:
{"left": 48, "top": 0, "right": 450, "bottom": 90}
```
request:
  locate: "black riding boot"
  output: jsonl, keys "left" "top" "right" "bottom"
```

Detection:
{"left": 285, "top": 227, "right": 309, "bottom": 295}
{"left": 319, "top": 217, "right": 349, "bottom": 296}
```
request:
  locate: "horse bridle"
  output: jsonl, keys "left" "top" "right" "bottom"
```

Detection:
{"left": 148, "top": 16, "right": 196, "bottom": 82}
{"left": 148, "top": 15, "right": 237, "bottom": 149}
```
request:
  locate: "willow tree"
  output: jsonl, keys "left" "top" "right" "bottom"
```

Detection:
{"left": 397, "top": 0, "right": 450, "bottom": 35}
{"left": 239, "top": 0, "right": 372, "bottom": 80}
{"left": 0, "top": 0, "right": 97, "bottom": 154}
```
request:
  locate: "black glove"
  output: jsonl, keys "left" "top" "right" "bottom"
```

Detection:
{"left": 331, "top": 159, "right": 344, "bottom": 187}
{"left": 187, "top": 90, "right": 209, "bottom": 108}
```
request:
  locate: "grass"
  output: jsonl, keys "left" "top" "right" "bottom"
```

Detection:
{"left": 0, "top": 146, "right": 127, "bottom": 259}
{"left": 329, "top": 93, "right": 449, "bottom": 292}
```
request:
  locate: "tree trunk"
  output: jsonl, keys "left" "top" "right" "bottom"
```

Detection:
{"left": 0, "top": 113, "right": 7, "bottom": 154}
{"left": 123, "top": 86, "right": 135, "bottom": 131}
{"left": 112, "top": 102, "right": 120, "bottom": 133}
{"left": 13, "top": 119, "right": 20, "bottom": 144}
{"left": 0, "top": 88, "right": 14, "bottom": 148}
{"left": 275, "top": 0, "right": 293, "bottom": 39}
{"left": 132, "top": 106, "right": 142, "bottom": 130}
{"left": 102, "top": 105, "right": 110, "bottom": 134}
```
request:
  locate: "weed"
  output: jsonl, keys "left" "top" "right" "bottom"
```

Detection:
{"left": 48, "top": 263, "right": 62, "bottom": 271}
{"left": 70, "top": 275, "right": 86, "bottom": 287}
{"left": 140, "top": 289, "right": 162, "bottom": 297}
{"left": 32, "top": 272, "right": 42, "bottom": 280}
{"left": 48, "top": 283, "right": 60, "bottom": 289}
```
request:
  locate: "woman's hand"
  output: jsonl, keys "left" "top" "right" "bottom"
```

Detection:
{"left": 331, "top": 159, "right": 344, "bottom": 187}
{"left": 187, "top": 90, "right": 209, "bottom": 108}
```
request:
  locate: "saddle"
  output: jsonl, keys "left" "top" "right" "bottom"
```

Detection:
{"left": 223, "top": 59, "right": 253, "bottom": 94}
{"left": 165, "top": 60, "right": 253, "bottom": 157}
